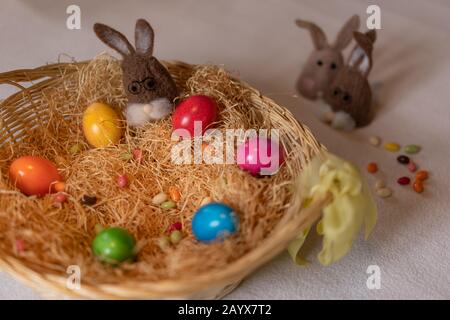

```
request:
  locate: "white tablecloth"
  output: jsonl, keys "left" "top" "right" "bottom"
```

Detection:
{"left": 1, "top": 0, "right": 449, "bottom": 299}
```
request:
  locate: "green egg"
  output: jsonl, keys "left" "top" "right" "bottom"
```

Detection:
{"left": 92, "top": 227, "right": 136, "bottom": 264}
{"left": 404, "top": 144, "right": 421, "bottom": 154}
{"left": 161, "top": 200, "right": 176, "bottom": 210}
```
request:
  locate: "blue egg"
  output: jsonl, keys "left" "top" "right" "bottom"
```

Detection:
{"left": 192, "top": 203, "right": 239, "bottom": 242}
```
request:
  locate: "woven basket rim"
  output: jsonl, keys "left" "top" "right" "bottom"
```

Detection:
{"left": 0, "top": 59, "right": 327, "bottom": 299}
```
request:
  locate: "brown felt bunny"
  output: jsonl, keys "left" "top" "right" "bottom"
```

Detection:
{"left": 323, "top": 30, "right": 377, "bottom": 130}
{"left": 94, "top": 19, "right": 178, "bottom": 126}
{"left": 295, "top": 15, "right": 360, "bottom": 100}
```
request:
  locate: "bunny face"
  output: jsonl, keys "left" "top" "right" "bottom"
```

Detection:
{"left": 298, "top": 49, "right": 344, "bottom": 100}
{"left": 324, "top": 30, "right": 376, "bottom": 128}
{"left": 295, "top": 15, "right": 360, "bottom": 101}
{"left": 325, "top": 68, "right": 372, "bottom": 127}
{"left": 94, "top": 19, "right": 178, "bottom": 126}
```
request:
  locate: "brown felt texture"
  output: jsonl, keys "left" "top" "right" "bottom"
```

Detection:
{"left": 94, "top": 19, "right": 178, "bottom": 105}
{"left": 295, "top": 15, "right": 360, "bottom": 100}
{"left": 324, "top": 30, "right": 377, "bottom": 127}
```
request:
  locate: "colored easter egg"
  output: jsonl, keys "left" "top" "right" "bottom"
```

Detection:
{"left": 9, "top": 156, "right": 62, "bottom": 197}
{"left": 237, "top": 137, "right": 285, "bottom": 176}
{"left": 172, "top": 95, "right": 218, "bottom": 137}
{"left": 82, "top": 103, "right": 123, "bottom": 148}
{"left": 192, "top": 203, "right": 238, "bottom": 242}
{"left": 92, "top": 227, "right": 136, "bottom": 264}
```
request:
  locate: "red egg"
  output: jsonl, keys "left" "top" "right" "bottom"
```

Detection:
{"left": 172, "top": 95, "right": 218, "bottom": 138}
{"left": 9, "top": 156, "right": 62, "bottom": 197}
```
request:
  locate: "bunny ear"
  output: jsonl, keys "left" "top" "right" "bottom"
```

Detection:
{"left": 135, "top": 19, "right": 155, "bottom": 55}
{"left": 94, "top": 23, "right": 135, "bottom": 57}
{"left": 348, "top": 31, "right": 376, "bottom": 78}
{"left": 295, "top": 19, "right": 328, "bottom": 50}
{"left": 332, "top": 15, "right": 360, "bottom": 50}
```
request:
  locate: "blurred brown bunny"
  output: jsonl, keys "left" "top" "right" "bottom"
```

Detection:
{"left": 295, "top": 15, "right": 360, "bottom": 100}
{"left": 94, "top": 19, "right": 178, "bottom": 126}
{"left": 323, "top": 30, "right": 377, "bottom": 130}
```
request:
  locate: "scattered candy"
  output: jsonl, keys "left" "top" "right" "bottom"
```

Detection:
{"left": 117, "top": 174, "right": 129, "bottom": 188}
{"left": 168, "top": 186, "right": 181, "bottom": 202}
{"left": 152, "top": 192, "right": 168, "bottom": 205}
{"left": 53, "top": 181, "right": 66, "bottom": 193}
{"left": 397, "top": 155, "right": 410, "bottom": 165}
{"left": 161, "top": 200, "right": 176, "bottom": 210}
{"left": 237, "top": 137, "right": 285, "bottom": 176}
{"left": 397, "top": 177, "right": 411, "bottom": 185}
{"left": 369, "top": 136, "right": 381, "bottom": 147}
{"left": 416, "top": 170, "right": 429, "bottom": 181}
{"left": 192, "top": 203, "right": 238, "bottom": 242}
{"left": 81, "top": 195, "right": 97, "bottom": 206}
{"left": 413, "top": 181, "right": 424, "bottom": 194}
{"left": 167, "top": 222, "right": 182, "bottom": 233}
{"left": 404, "top": 144, "right": 421, "bottom": 155}
{"left": 200, "top": 196, "right": 212, "bottom": 207}
{"left": 54, "top": 193, "right": 68, "bottom": 204}
{"left": 384, "top": 142, "right": 400, "bottom": 152}
{"left": 170, "top": 230, "right": 183, "bottom": 245}
{"left": 367, "top": 162, "right": 378, "bottom": 173}
{"left": 92, "top": 227, "right": 136, "bottom": 264}
{"left": 69, "top": 143, "right": 83, "bottom": 155}
{"left": 407, "top": 161, "right": 417, "bottom": 172}
{"left": 377, "top": 187, "right": 392, "bottom": 198}
{"left": 375, "top": 179, "right": 386, "bottom": 189}
{"left": 158, "top": 236, "right": 171, "bottom": 250}
{"left": 82, "top": 102, "right": 123, "bottom": 148}
{"left": 9, "top": 156, "right": 62, "bottom": 197}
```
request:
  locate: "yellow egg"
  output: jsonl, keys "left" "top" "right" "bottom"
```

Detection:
{"left": 82, "top": 103, "right": 123, "bottom": 148}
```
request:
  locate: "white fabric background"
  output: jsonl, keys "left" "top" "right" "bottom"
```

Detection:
{"left": 0, "top": 0, "right": 449, "bottom": 299}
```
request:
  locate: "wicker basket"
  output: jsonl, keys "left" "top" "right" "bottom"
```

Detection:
{"left": 0, "top": 60, "right": 328, "bottom": 299}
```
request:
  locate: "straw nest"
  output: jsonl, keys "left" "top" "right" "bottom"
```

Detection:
{"left": 0, "top": 55, "right": 325, "bottom": 299}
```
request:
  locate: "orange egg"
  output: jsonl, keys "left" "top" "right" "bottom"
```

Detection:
{"left": 9, "top": 156, "right": 62, "bottom": 197}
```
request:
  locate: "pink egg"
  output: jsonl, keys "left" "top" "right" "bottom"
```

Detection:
{"left": 237, "top": 137, "right": 285, "bottom": 176}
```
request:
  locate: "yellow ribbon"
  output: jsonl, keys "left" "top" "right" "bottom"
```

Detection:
{"left": 288, "top": 152, "right": 377, "bottom": 266}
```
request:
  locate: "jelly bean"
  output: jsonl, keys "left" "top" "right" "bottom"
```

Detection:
{"left": 168, "top": 186, "right": 181, "bottom": 202}
{"left": 367, "top": 162, "right": 378, "bottom": 173}
{"left": 152, "top": 192, "right": 168, "bottom": 205}
{"left": 167, "top": 222, "right": 182, "bottom": 233}
{"left": 81, "top": 195, "right": 97, "bottom": 206}
{"left": 54, "top": 193, "right": 68, "bottom": 204}
{"left": 170, "top": 230, "right": 183, "bottom": 245}
{"left": 161, "top": 201, "right": 176, "bottom": 210}
{"left": 200, "top": 197, "right": 212, "bottom": 207}
{"left": 158, "top": 236, "right": 171, "bottom": 250}
{"left": 375, "top": 179, "right": 386, "bottom": 189}
{"left": 120, "top": 152, "right": 132, "bottom": 161}
{"left": 413, "top": 181, "right": 424, "bottom": 193}
{"left": 117, "top": 174, "right": 129, "bottom": 188}
{"left": 369, "top": 136, "right": 381, "bottom": 147}
{"left": 69, "top": 143, "right": 83, "bottom": 155}
{"left": 132, "top": 148, "right": 143, "bottom": 162}
{"left": 397, "top": 177, "right": 411, "bottom": 185}
{"left": 408, "top": 161, "right": 417, "bottom": 172}
{"left": 404, "top": 144, "right": 421, "bottom": 154}
{"left": 384, "top": 142, "right": 400, "bottom": 152}
{"left": 15, "top": 239, "right": 25, "bottom": 253}
{"left": 377, "top": 187, "right": 392, "bottom": 198}
{"left": 397, "top": 155, "right": 410, "bottom": 165}
{"left": 416, "top": 170, "right": 429, "bottom": 181}
{"left": 53, "top": 181, "right": 66, "bottom": 193}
